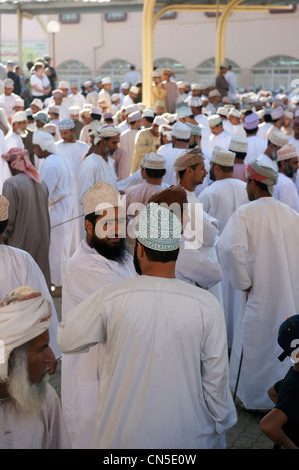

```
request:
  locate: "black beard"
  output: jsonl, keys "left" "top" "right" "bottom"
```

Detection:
{"left": 91, "top": 234, "right": 127, "bottom": 263}
{"left": 285, "top": 162, "right": 295, "bottom": 178}
{"left": 133, "top": 243, "right": 142, "bottom": 275}
{"left": 209, "top": 167, "right": 216, "bottom": 181}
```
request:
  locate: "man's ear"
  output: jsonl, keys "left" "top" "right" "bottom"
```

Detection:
{"left": 136, "top": 240, "right": 145, "bottom": 259}
{"left": 84, "top": 218, "right": 93, "bottom": 234}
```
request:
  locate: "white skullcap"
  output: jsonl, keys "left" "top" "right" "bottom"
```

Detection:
{"left": 153, "top": 116, "right": 168, "bottom": 127}
{"left": 69, "top": 106, "right": 80, "bottom": 116}
{"left": 137, "top": 102, "right": 146, "bottom": 112}
{"left": 11, "top": 111, "right": 27, "bottom": 123}
{"left": 0, "top": 286, "right": 52, "bottom": 381}
{"left": 277, "top": 144, "right": 298, "bottom": 162}
{"left": 128, "top": 111, "right": 142, "bottom": 123}
{"left": 58, "top": 119, "right": 75, "bottom": 130}
{"left": 93, "top": 125, "right": 120, "bottom": 145}
{"left": 43, "top": 123, "right": 57, "bottom": 135}
{"left": 48, "top": 105, "right": 60, "bottom": 115}
{"left": 135, "top": 203, "right": 181, "bottom": 252}
{"left": 217, "top": 107, "right": 228, "bottom": 117}
{"left": 268, "top": 130, "right": 289, "bottom": 148}
{"left": 191, "top": 83, "right": 201, "bottom": 90}
{"left": 82, "top": 180, "right": 120, "bottom": 216}
{"left": 121, "top": 82, "right": 130, "bottom": 89}
{"left": 256, "top": 109, "right": 265, "bottom": 119}
{"left": 14, "top": 98, "right": 24, "bottom": 106}
{"left": 176, "top": 81, "right": 185, "bottom": 88}
{"left": 228, "top": 108, "right": 241, "bottom": 119}
{"left": 271, "top": 106, "right": 284, "bottom": 120}
{"left": 172, "top": 121, "right": 191, "bottom": 140}
{"left": 142, "top": 109, "right": 155, "bottom": 118}
{"left": 32, "top": 130, "right": 57, "bottom": 154}
{"left": 152, "top": 69, "right": 162, "bottom": 78}
{"left": 141, "top": 152, "right": 166, "bottom": 170}
{"left": 31, "top": 98, "right": 43, "bottom": 110}
{"left": 208, "top": 114, "right": 222, "bottom": 127}
{"left": 189, "top": 97, "right": 203, "bottom": 108}
{"left": 84, "top": 80, "right": 93, "bottom": 88}
{"left": 126, "top": 104, "right": 139, "bottom": 116}
{"left": 111, "top": 93, "right": 119, "bottom": 102}
{"left": 229, "top": 136, "right": 248, "bottom": 154}
{"left": 209, "top": 89, "right": 221, "bottom": 98}
{"left": 0, "top": 195, "right": 9, "bottom": 221}
{"left": 4, "top": 78, "right": 14, "bottom": 88}
{"left": 130, "top": 85, "right": 139, "bottom": 95}
{"left": 58, "top": 81, "right": 69, "bottom": 89}
{"left": 211, "top": 146, "right": 235, "bottom": 167}
{"left": 102, "top": 77, "right": 111, "bottom": 85}
{"left": 284, "top": 110, "right": 294, "bottom": 120}
{"left": 176, "top": 106, "right": 193, "bottom": 119}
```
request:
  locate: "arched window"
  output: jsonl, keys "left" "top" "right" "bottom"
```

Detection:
{"left": 252, "top": 56, "right": 299, "bottom": 92}
{"left": 56, "top": 60, "right": 92, "bottom": 85}
{"left": 98, "top": 59, "right": 132, "bottom": 88}
{"left": 154, "top": 58, "right": 186, "bottom": 81}
{"left": 195, "top": 58, "right": 241, "bottom": 87}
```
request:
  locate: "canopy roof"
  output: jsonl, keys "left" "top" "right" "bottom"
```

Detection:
{"left": 0, "top": 0, "right": 297, "bottom": 16}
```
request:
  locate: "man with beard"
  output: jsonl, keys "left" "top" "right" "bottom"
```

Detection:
{"left": 0, "top": 286, "right": 71, "bottom": 448}
{"left": 273, "top": 144, "right": 299, "bottom": 212}
{"left": 61, "top": 180, "right": 136, "bottom": 449}
{"left": 58, "top": 202, "right": 236, "bottom": 449}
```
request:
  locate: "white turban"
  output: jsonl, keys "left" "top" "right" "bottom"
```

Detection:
{"left": 32, "top": 130, "right": 57, "bottom": 154}
{"left": 93, "top": 125, "right": 120, "bottom": 145}
{"left": 0, "top": 286, "right": 52, "bottom": 381}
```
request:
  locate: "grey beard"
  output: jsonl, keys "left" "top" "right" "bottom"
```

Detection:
{"left": 7, "top": 344, "right": 48, "bottom": 417}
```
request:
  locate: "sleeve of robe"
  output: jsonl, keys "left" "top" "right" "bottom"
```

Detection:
{"left": 2, "top": 179, "right": 17, "bottom": 241}
{"left": 57, "top": 288, "right": 107, "bottom": 354}
{"left": 216, "top": 209, "right": 252, "bottom": 291}
{"left": 201, "top": 296, "right": 238, "bottom": 434}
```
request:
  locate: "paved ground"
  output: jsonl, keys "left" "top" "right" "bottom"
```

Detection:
{"left": 50, "top": 293, "right": 273, "bottom": 450}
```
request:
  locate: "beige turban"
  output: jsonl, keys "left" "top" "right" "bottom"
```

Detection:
{"left": 0, "top": 286, "right": 52, "bottom": 381}
{"left": 32, "top": 130, "right": 57, "bottom": 154}
{"left": 93, "top": 125, "right": 120, "bottom": 145}
{"left": 174, "top": 147, "right": 204, "bottom": 173}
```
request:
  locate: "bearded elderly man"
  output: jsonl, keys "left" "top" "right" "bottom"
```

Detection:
{"left": 33, "top": 130, "right": 73, "bottom": 288}
{"left": 58, "top": 202, "right": 236, "bottom": 449}
{"left": 217, "top": 160, "right": 299, "bottom": 411}
{"left": 0, "top": 286, "right": 71, "bottom": 449}
{"left": 61, "top": 181, "right": 136, "bottom": 449}
{"left": 55, "top": 118, "right": 89, "bottom": 255}
{"left": 0, "top": 195, "right": 61, "bottom": 365}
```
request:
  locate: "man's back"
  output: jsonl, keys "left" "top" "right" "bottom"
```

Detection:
{"left": 2, "top": 173, "right": 51, "bottom": 287}
{"left": 198, "top": 178, "right": 248, "bottom": 233}
{"left": 58, "top": 275, "right": 237, "bottom": 449}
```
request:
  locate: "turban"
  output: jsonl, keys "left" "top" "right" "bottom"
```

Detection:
{"left": 174, "top": 147, "right": 204, "bottom": 173}
{"left": 93, "top": 125, "right": 120, "bottom": 145}
{"left": 0, "top": 286, "right": 52, "bottom": 381}
{"left": 32, "top": 130, "right": 57, "bottom": 154}
{"left": 135, "top": 202, "right": 182, "bottom": 252}
{"left": 88, "top": 120, "right": 102, "bottom": 136}
{"left": 2, "top": 148, "right": 41, "bottom": 183}
{"left": 246, "top": 159, "right": 278, "bottom": 194}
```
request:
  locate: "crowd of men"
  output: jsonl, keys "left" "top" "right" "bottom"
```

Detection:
{"left": 0, "top": 55, "right": 299, "bottom": 450}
